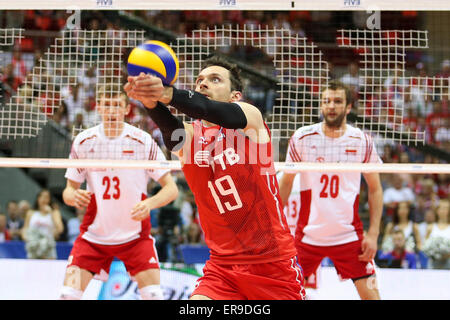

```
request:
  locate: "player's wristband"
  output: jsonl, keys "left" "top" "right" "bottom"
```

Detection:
{"left": 169, "top": 86, "right": 248, "bottom": 129}
{"left": 145, "top": 102, "right": 185, "bottom": 151}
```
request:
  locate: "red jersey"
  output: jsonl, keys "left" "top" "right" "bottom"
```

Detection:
{"left": 182, "top": 119, "right": 296, "bottom": 265}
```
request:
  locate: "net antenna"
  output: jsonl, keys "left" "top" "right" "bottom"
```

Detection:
{"left": 171, "top": 24, "right": 329, "bottom": 141}
{"left": 338, "top": 29, "right": 449, "bottom": 145}
{"left": 0, "top": 29, "right": 145, "bottom": 140}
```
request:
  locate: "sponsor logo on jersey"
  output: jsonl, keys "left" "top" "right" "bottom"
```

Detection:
{"left": 316, "top": 157, "right": 325, "bottom": 162}
{"left": 122, "top": 150, "right": 135, "bottom": 155}
{"left": 149, "top": 257, "right": 158, "bottom": 264}
{"left": 198, "top": 137, "right": 209, "bottom": 145}
{"left": 194, "top": 150, "right": 211, "bottom": 167}
{"left": 345, "top": 148, "right": 358, "bottom": 154}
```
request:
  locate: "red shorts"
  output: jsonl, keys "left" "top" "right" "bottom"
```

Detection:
{"left": 296, "top": 240, "right": 376, "bottom": 282}
{"left": 191, "top": 257, "right": 305, "bottom": 300}
{"left": 67, "top": 235, "right": 159, "bottom": 280}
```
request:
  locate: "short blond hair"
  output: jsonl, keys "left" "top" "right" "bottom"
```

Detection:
{"left": 97, "top": 83, "right": 128, "bottom": 103}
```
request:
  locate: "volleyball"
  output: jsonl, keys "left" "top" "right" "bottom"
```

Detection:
{"left": 127, "top": 40, "right": 179, "bottom": 85}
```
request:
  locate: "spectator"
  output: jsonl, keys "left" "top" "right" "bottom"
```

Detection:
{"left": 22, "top": 189, "right": 64, "bottom": 259}
{"left": 156, "top": 204, "right": 183, "bottom": 263}
{"left": 434, "top": 117, "right": 449, "bottom": 148}
{"left": 0, "top": 213, "right": 11, "bottom": 242}
{"left": 66, "top": 207, "right": 85, "bottom": 244}
{"left": 69, "top": 112, "right": 87, "bottom": 134}
{"left": 63, "top": 83, "right": 85, "bottom": 123}
{"left": 11, "top": 46, "right": 27, "bottom": 91}
{"left": 417, "top": 178, "right": 440, "bottom": 214}
{"left": 340, "top": 62, "right": 364, "bottom": 107}
{"left": 383, "top": 174, "right": 415, "bottom": 220}
{"left": 77, "top": 98, "right": 100, "bottom": 128}
{"left": 5, "top": 200, "right": 18, "bottom": 220}
{"left": 179, "top": 191, "right": 196, "bottom": 228}
{"left": 436, "top": 59, "right": 450, "bottom": 79}
{"left": 435, "top": 173, "right": 449, "bottom": 200}
{"left": 78, "top": 66, "right": 97, "bottom": 99}
{"left": 1, "top": 63, "right": 15, "bottom": 100}
{"left": 418, "top": 209, "right": 436, "bottom": 246}
{"left": 6, "top": 200, "right": 24, "bottom": 240}
{"left": 426, "top": 101, "right": 448, "bottom": 144}
{"left": 184, "top": 210, "right": 204, "bottom": 245}
{"left": 17, "top": 200, "right": 31, "bottom": 220}
{"left": 53, "top": 99, "right": 70, "bottom": 129}
{"left": 378, "top": 229, "right": 417, "bottom": 269}
{"left": 384, "top": 63, "right": 408, "bottom": 103}
{"left": 423, "top": 199, "right": 450, "bottom": 269}
{"left": 381, "top": 201, "right": 421, "bottom": 253}
{"left": 409, "top": 62, "right": 433, "bottom": 117}
{"left": 413, "top": 194, "right": 428, "bottom": 224}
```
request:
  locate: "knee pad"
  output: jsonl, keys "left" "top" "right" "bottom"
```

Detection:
{"left": 139, "top": 285, "right": 164, "bottom": 300}
{"left": 60, "top": 286, "right": 83, "bottom": 300}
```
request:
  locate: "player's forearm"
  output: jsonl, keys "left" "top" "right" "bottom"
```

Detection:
{"left": 145, "top": 102, "right": 186, "bottom": 151}
{"left": 367, "top": 187, "right": 383, "bottom": 236}
{"left": 165, "top": 86, "right": 248, "bottom": 129}
{"left": 279, "top": 173, "right": 295, "bottom": 207}
{"left": 62, "top": 187, "right": 77, "bottom": 207}
{"left": 144, "top": 180, "right": 178, "bottom": 211}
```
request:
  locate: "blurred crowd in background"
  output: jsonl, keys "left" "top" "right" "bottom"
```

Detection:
{"left": 0, "top": 10, "right": 448, "bottom": 269}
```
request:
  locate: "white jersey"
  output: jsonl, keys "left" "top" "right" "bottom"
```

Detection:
{"left": 285, "top": 123, "right": 382, "bottom": 246}
{"left": 65, "top": 123, "right": 169, "bottom": 245}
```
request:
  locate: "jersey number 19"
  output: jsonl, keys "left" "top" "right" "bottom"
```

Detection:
{"left": 208, "top": 175, "right": 243, "bottom": 214}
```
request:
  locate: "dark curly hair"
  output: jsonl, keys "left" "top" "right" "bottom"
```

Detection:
{"left": 201, "top": 55, "right": 243, "bottom": 92}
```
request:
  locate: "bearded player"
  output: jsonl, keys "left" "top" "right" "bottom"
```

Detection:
{"left": 60, "top": 84, "right": 178, "bottom": 300}
{"left": 279, "top": 80, "right": 383, "bottom": 300}
{"left": 125, "top": 56, "right": 305, "bottom": 300}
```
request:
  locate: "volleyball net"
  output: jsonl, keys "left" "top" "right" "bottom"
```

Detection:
{"left": 0, "top": 8, "right": 449, "bottom": 177}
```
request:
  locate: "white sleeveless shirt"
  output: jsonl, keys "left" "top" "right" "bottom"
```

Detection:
{"left": 429, "top": 223, "right": 450, "bottom": 239}
{"left": 28, "top": 211, "right": 54, "bottom": 238}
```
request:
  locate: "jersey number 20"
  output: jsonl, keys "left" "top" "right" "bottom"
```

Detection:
{"left": 208, "top": 175, "right": 243, "bottom": 214}
{"left": 320, "top": 174, "right": 339, "bottom": 198}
